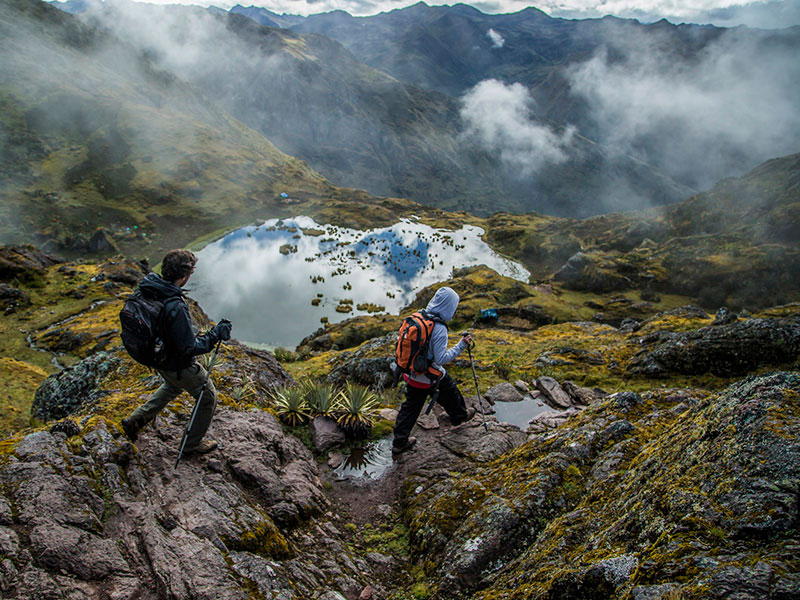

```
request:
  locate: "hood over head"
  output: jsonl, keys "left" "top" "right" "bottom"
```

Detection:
{"left": 425, "top": 286, "right": 460, "bottom": 322}
{"left": 138, "top": 272, "right": 184, "bottom": 300}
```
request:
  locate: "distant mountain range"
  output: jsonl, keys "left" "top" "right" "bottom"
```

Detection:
{"left": 49, "top": 0, "right": 799, "bottom": 217}
{"left": 233, "top": 2, "right": 800, "bottom": 191}
{"left": 44, "top": 0, "right": 707, "bottom": 217}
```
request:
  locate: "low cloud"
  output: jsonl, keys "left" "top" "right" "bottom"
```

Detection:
{"left": 565, "top": 30, "right": 800, "bottom": 189}
{"left": 486, "top": 28, "right": 505, "bottom": 47}
{"left": 460, "top": 79, "right": 575, "bottom": 176}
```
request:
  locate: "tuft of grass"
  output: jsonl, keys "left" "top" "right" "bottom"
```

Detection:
{"left": 337, "top": 382, "right": 379, "bottom": 439}
{"left": 270, "top": 385, "right": 309, "bottom": 427}
{"left": 303, "top": 381, "right": 340, "bottom": 418}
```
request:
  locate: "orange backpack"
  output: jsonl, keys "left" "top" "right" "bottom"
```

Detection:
{"left": 395, "top": 310, "right": 445, "bottom": 381}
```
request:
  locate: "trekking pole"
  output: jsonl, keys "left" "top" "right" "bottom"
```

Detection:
{"left": 174, "top": 339, "right": 222, "bottom": 470}
{"left": 463, "top": 332, "right": 489, "bottom": 432}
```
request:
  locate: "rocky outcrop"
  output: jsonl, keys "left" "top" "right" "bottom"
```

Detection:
{"left": 0, "top": 407, "right": 376, "bottom": 599}
{"left": 535, "top": 376, "right": 573, "bottom": 409}
{"left": 401, "top": 372, "right": 800, "bottom": 599}
{"left": 553, "top": 252, "right": 631, "bottom": 293}
{"left": 327, "top": 334, "right": 395, "bottom": 390}
{"left": 484, "top": 382, "right": 524, "bottom": 403}
{"left": 95, "top": 256, "right": 149, "bottom": 285}
{"left": 630, "top": 317, "right": 800, "bottom": 377}
{"left": 0, "top": 245, "right": 61, "bottom": 282}
{"left": 310, "top": 416, "right": 346, "bottom": 452}
{"left": 31, "top": 352, "right": 121, "bottom": 421}
{"left": 0, "top": 283, "right": 30, "bottom": 314}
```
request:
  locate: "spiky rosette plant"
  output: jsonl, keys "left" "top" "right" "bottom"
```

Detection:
{"left": 304, "top": 381, "right": 341, "bottom": 418}
{"left": 271, "top": 385, "right": 309, "bottom": 427}
{"left": 336, "top": 382, "right": 380, "bottom": 439}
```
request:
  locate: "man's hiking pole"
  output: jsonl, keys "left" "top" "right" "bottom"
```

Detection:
{"left": 463, "top": 332, "right": 489, "bottom": 432}
{"left": 174, "top": 339, "right": 222, "bottom": 470}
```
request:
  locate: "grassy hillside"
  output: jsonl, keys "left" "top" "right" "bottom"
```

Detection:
{"left": 0, "top": 0, "right": 431, "bottom": 262}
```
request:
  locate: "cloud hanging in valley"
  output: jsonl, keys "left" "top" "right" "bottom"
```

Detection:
{"left": 564, "top": 28, "right": 800, "bottom": 190}
{"left": 459, "top": 79, "right": 575, "bottom": 176}
{"left": 486, "top": 28, "right": 504, "bottom": 47}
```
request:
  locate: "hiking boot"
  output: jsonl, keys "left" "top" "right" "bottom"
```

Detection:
{"left": 184, "top": 439, "right": 218, "bottom": 455}
{"left": 452, "top": 406, "right": 477, "bottom": 426}
{"left": 392, "top": 436, "right": 417, "bottom": 455}
{"left": 121, "top": 417, "right": 140, "bottom": 442}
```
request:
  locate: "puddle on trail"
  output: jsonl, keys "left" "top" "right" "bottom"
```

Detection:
{"left": 492, "top": 398, "right": 556, "bottom": 430}
{"left": 190, "top": 216, "right": 530, "bottom": 348}
{"left": 333, "top": 438, "right": 395, "bottom": 482}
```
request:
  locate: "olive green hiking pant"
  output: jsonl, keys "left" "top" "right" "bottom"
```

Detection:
{"left": 129, "top": 362, "right": 217, "bottom": 449}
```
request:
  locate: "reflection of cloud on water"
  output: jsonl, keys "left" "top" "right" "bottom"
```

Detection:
{"left": 191, "top": 216, "right": 530, "bottom": 347}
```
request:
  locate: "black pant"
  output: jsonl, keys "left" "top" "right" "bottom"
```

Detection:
{"left": 393, "top": 374, "right": 468, "bottom": 448}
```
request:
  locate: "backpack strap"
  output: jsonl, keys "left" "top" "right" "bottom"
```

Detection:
{"left": 420, "top": 309, "right": 447, "bottom": 328}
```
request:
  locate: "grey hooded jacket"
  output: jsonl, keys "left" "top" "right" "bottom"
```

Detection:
{"left": 407, "top": 286, "right": 468, "bottom": 386}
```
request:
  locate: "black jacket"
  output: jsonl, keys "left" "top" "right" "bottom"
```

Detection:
{"left": 138, "top": 273, "right": 217, "bottom": 372}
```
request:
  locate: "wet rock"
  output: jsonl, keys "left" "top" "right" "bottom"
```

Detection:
{"left": 484, "top": 382, "right": 524, "bottom": 403}
{"left": 31, "top": 352, "right": 120, "bottom": 421}
{"left": 535, "top": 377, "right": 573, "bottom": 409}
{"left": 310, "top": 416, "right": 346, "bottom": 452}
{"left": 630, "top": 317, "right": 800, "bottom": 377}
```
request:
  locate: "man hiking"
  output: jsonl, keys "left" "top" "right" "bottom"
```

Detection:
{"left": 393, "top": 286, "right": 476, "bottom": 454}
{"left": 121, "top": 249, "right": 231, "bottom": 455}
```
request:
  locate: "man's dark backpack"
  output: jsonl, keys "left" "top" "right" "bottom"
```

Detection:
{"left": 119, "top": 291, "right": 171, "bottom": 369}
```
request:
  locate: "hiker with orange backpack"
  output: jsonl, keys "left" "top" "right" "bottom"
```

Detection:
{"left": 393, "top": 286, "right": 476, "bottom": 454}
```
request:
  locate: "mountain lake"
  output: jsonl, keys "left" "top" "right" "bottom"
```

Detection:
{"left": 190, "top": 216, "right": 530, "bottom": 348}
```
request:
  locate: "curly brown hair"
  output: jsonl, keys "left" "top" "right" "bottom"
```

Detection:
{"left": 161, "top": 249, "right": 197, "bottom": 283}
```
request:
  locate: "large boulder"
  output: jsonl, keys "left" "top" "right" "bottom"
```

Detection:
{"left": 309, "top": 416, "right": 346, "bottom": 452}
{"left": 629, "top": 317, "right": 800, "bottom": 377}
{"left": 535, "top": 377, "right": 573, "bottom": 409}
{"left": 0, "top": 245, "right": 61, "bottom": 282}
{"left": 31, "top": 352, "right": 120, "bottom": 421}
{"left": 327, "top": 334, "right": 395, "bottom": 390}
{"left": 484, "top": 382, "right": 524, "bottom": 403}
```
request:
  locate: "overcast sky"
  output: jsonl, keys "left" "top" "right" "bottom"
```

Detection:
{"left": 123, "top": 0, "right": 800, "bottom": 28}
